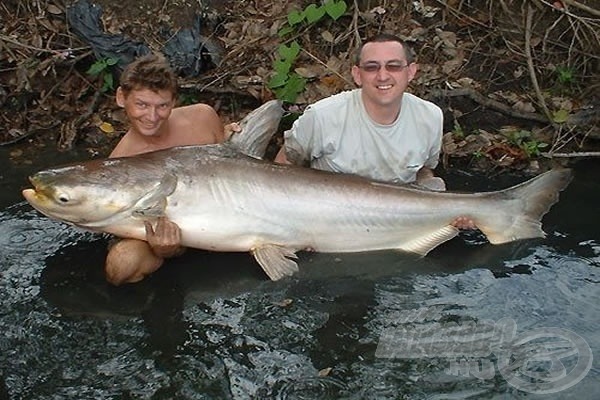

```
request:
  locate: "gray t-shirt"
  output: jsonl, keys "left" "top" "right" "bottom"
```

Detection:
{"left": 283, "top": 89, "right": 443, "bottom": 184}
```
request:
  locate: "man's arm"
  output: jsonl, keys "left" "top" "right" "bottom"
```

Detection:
{"left": 194, "top": 103, "right": 225, "bottom": 144}
{"left": 416, "top": 167, "right": 446, "bottom": 191}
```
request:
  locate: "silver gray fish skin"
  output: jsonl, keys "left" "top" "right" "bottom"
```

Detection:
{"left": 22, "top": 143, "right": 572, "bottom": 281}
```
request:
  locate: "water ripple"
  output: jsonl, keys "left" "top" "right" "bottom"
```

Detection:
{"left": 272, "top": 375, "right": 348, "bottom": 400}
{"left": 0, "top": 205, "right": 96, "bottom": 262}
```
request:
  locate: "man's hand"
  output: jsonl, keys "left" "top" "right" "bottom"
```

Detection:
{"left": 144, "top": 217, "right": 184, "bottom": 258}
{"left": 416, "top": 176, "right": 447, "bottom": 191}
{"left": 451, "top": 216, "right": 476, "bottom": 230}
{"left": 223, "top": 122, "right": 241, "bottom": 141}
{"left": 415, "top": 168, "right": 446, "bottom": 191}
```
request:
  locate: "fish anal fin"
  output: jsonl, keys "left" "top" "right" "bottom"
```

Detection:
{"left": 397, "top": 225, "right": 459, "bottom": 256}
{"left": 251, "top": 244, "right": 299, "bottom": 280}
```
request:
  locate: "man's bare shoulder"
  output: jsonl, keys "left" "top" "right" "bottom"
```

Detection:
{"left": 173, "top": 103, "right": 218, "bottom": 119}
{"left": 170, "top": 103, "right": 224, "bottom": 144}
{"left": 109, "top": 132, "right": 135, "bottom": 158}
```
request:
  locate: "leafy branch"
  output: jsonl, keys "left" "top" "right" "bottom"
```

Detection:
{"left": 268, "top": 0, "right": 347, "bottom": 103}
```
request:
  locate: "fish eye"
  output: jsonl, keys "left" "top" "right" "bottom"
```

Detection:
{"left": 57, "top": 193, "right": 70, "bottom": 203}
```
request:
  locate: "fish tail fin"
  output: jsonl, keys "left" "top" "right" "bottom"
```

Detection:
{"left": 477, "top": 168, "right": 572, "bottom": 244}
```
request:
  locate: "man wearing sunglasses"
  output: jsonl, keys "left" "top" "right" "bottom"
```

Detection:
{"left": 275, "top": 33, "right": 474, "bottom": 229}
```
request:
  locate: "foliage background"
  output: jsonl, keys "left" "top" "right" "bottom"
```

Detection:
{"left": 1, "top": 0, "right": 598, "bottom": 170}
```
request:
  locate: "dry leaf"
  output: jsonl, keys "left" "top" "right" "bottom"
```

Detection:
{"left": 47, "top": 4, "right": 63, "bottom": 15}
{"left": 99, "top": 122, "right": 115, "bottom": 134}
{"left": 295, "top": 67, "right": 319, "bottom": 79}
{"left": 321, "top": 30, "right": 335, "bottom": 43}
{"left": 370, "top": 6, "right": 386, "bottom": 15}
{"left": 512, "top": 100, "right": 536, "bottom": 113}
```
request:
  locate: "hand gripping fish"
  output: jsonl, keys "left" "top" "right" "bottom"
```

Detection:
{"left": 22, "top": 100, "right": 572, "bottom": 280}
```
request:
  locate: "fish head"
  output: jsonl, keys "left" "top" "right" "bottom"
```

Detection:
{"left": 22, "top": 158, "right": 175, "bottom": 229}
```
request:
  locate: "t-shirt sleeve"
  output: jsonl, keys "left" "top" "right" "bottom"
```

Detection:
{"left": 282, "top": 106, "right": 319, "bottom": 165}
{"left": 424, "top": 105, "right": 444, "bottom": 169}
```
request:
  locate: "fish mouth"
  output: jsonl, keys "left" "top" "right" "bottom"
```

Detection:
{"left": 23, "top": 175, "right": 40, "bottom": 198}
{"left": 21, "top": 187, "right": 49, "bottom": 217}
{"left": 22, "top": 182, "right": 48, "bottom": 207}
{"left": 21, "top": 179, "right": 89, "bottom": 225}
{"left": 27, "top": 173, "right": 44, "bottom": 190}
{"left": 22, "top": 175, "right": 45, "bottom": 203}
{"left": 21, "top": 188, "right": 37, "bottom": 202}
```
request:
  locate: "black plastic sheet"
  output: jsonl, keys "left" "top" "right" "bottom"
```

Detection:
{"left": 66, "top": 0, "right": 222, "bottom": 77}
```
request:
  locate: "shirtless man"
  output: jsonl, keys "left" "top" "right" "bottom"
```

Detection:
{"left": 105, "top": 53, "right": 225, "bottom": 285}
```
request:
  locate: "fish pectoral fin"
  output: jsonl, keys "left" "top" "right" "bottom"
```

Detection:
{"left": 251, "top": 244, "right": 299, "bottom": 281}
{"left": 396, "top": 225, "right": 459, "bottom": 256}
{"left": 131, "top": 173, "right": 177, "bottom": 218}
{"left": 132, "top": 197, "right": 167, "bottom": 218}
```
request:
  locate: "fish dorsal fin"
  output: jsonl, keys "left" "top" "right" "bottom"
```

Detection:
{"left": 131, "top": 173, "right": 178, "bottom": 218}
{"left": 396, "top": 225, "right": 459, "bottom": 256}
{"left": 228, "top": 100, "right": 283, "bottom": 159}
{"left": 251, "top": 244, "right": 299, "bottom": 280}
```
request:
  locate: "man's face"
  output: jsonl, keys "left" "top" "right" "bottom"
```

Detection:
{"left": 351, "top": 41, "right": 417, "bottom": 109}
{"left": 116, "top": 87, "right": 176, "bottom": 137}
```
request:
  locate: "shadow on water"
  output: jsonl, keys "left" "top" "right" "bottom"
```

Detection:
{"left": 1, "top": 149, "right": 598, "bottom": 398}
{"left": 40, "top": 237, "right": 270, "bottom": 357}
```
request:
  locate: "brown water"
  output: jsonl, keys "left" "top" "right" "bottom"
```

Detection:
{"left": 0, "top": 144, "right": 598, "bottom": 399}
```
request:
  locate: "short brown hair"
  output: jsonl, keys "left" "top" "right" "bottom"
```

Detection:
{"left": 119, "top": 53, "right": 178, "bottom": 97}
{"left": 355, "top": 33, "right": 416, "bottom": 65}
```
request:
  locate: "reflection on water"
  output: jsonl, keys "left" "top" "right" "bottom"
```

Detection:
{"left": 0, "top": 160, "right": 598, "bottom": 399}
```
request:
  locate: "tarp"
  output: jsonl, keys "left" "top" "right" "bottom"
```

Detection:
{"left": 66, "top": 0, "right": 222, "bottom": 77}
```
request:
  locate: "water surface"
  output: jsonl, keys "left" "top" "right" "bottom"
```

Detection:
{"left": 0, "top": 150, "right": 598, "bottom": 399}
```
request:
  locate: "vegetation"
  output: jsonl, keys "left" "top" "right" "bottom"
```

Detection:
{"left": 86, "top": 57, "right": 119, "bottom": 93}
{"left": 0, "top": 0, "right": 598, "bottom": 170}
{"left": 268, "top": 0, "right": 348, "bottom": 103}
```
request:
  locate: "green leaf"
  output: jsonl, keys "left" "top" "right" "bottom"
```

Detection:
{"left": 268, "top": 72, "right": 288, "bottom": 89}
{"left": 304, "top": 4, "right": 325, "bottom": 24}
{"left": 273, "top": 59, "right": 292, "bottom": 74}
{"left": 274, "top": 87, "right": 298, "bottom": 104}
{"left": 324, "top": 0, "right": 347, "bottom": 20}
{"left": 278, "top": 25, "right": 294, "bottom": 37}
{"left": 106, "top": 57, "right": 119, "bottom": 66}
{"left": 278, "top": 41, "right": 301, "bottom": 62}
{"left": 552, "top": 109, "right": 569, "bottom": 124}
{"left": 287, "top": 10, "right": 305, "bottom": 26}
{"left": 286, "top": 73, "right": 306, "bottom": 93}
{"left": 86, "top": 61, "right": 106, "bottom": 76}
{"left": 103, "top": 73, "right": 114, "bottom": 90}
{"left": 274, "top": 73, "right": 307, "bottom": 103}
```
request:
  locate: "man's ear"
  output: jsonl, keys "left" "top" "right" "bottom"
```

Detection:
{"left": 115, "top": 87, "right": 125, "bottom": 107}
{"left": 351, "top": 65, "right": 362, "bottom": 86}
{"left": 407, "top": 63, "right": 419, "bottom": 82}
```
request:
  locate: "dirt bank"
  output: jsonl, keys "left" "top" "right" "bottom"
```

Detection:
{"left": 1, "top": 0, "right": 598, "bottom": 173}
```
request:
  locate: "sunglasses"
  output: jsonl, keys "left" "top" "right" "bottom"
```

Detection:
{"left": 358, "top": 62, "right": 410, "bottom": 73}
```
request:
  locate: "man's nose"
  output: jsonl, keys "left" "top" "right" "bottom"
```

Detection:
{"left": 147, "top": 107, "right": 159, "bottom": 121}
{"left": 376, "top": 67, "right": 390, "bottom": 79}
